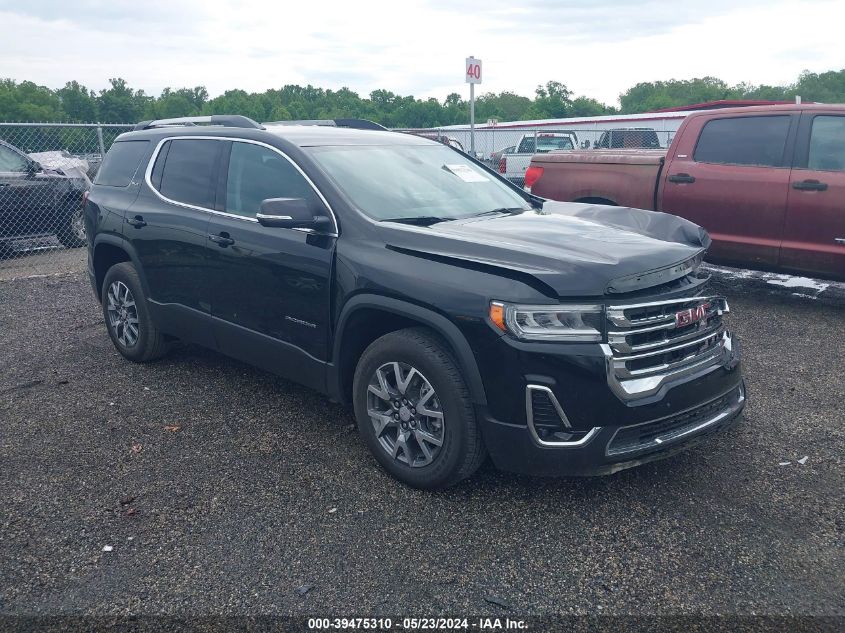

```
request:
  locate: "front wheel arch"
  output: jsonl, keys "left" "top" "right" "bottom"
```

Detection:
{"left": 330, "top": 295, "right": 488, "bottom": 408}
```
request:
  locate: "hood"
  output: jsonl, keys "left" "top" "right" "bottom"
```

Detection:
{"left": 382, "top": 202, "right": 710, "bottom": 297}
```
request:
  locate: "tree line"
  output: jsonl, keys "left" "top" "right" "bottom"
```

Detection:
{"left": 0, "top": 70, "right": 842, "bottom": 127}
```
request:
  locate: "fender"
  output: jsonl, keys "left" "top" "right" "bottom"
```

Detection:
{"left": 91, "top": 233, "right": 151, "bottom": 300}
{"left": 327, "top": 294, "right": 488, "bottom": 406}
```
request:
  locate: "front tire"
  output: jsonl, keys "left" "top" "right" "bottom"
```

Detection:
{"left": 102, "top": 262, "right": 170, "bottom": 362}
{"left": 353, "top": 328, "right": 486, "bottom": 489}
{"left": 57, "top": 204, "right": 86, "bottom": 248}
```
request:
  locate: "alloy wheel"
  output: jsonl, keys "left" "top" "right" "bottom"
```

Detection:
{"left": 366, "top": 361, "right": 445, "bottom": 467}
{"left": 106, "top": 281, "right": 139, "bottom": 347}
{"left": 70, "top": 207, "right": 86, "bottom": 242}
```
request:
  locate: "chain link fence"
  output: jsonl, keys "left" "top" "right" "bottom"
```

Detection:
{"left": 0, "top": 123, "right": 132, "bottom": 280}
{"left": 0, "top": 121, "right": 678, "bottom": 280}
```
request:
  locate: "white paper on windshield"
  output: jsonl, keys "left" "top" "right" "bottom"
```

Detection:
{"left": 444, "top": 164, "right": 489, "bottom": 183}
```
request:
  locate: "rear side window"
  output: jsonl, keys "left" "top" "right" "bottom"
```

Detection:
{"left": 95, "top": 140, "right": 149, "bottom": 187}
{"left": 225, "top": 142, "right": 318, "bottom": 217}
{"left": 693, "top": 116, "right": 791, "bottom": 167}
{"left": 155, "top": 139, "right": 221, "bottom": 209}
{"left": 808, "top": 116, "right": 845, "bottom": 171}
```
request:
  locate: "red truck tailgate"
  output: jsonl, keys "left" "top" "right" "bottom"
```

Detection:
{"left": 531, "top": 149, "right": 665, "bottom": 210}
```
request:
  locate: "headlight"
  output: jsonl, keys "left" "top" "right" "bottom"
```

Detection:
{"left": 489, "top": 302, "right": 603, "bottom": 341}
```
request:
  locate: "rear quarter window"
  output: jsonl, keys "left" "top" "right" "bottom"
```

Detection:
{"left": 153, "top": 139, "right": 222, "bottom": 209}
{"left": 693, "top": 115, "right": 791, "bottom": 167}
{"left": 94, "top": 140, "right": 150, "bottom": 187}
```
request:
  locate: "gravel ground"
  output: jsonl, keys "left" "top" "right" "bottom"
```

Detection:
{"left": 0, "top": 271, "right": 842, "bottom": 621}
{"left": 0, "top": 246, "right": 86, "bottom": 282}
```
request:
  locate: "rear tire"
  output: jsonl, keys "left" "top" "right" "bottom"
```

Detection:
{"left": 353, "top": 327, "right": 486, "bottom": 489}
{"left": 102, "top": 262, "right": 170, "bottom": 362}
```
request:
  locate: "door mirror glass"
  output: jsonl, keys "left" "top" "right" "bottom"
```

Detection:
{"left": 257, "top": 198, "right": 331, "bottom": 230}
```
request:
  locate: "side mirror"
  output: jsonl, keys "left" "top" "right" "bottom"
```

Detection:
{"left": 256, "top": 198, "right": 332, "bottom": 231}
{"left": 27, "top": 161, "right": 41, "bottom": 175}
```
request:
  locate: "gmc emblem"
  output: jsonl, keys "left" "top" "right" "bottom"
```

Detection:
{"left": 675, "top": 303, "right": 709, "bottom": 328}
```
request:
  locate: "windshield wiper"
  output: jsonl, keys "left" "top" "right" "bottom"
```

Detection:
{"left": 467, "top": 207, "right": 527, "bottom": 218}
{"left": 381, "top": 216, "right": 452, "bottom": 226}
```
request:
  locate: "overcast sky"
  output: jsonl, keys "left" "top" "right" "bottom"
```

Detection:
{"left": 1, "top": 0, "right": 841, "bottom": 105}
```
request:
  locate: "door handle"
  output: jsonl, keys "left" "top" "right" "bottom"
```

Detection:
{"left": 668, "top": 173, "right": 696, "bottom": 184}
{"left": 835, "top": 238, "right": 845, "bottom": 245}
{"left": 792, "top": 179, "right": 828, "bottom": 191}
{"left": 125, "top": 215, "right": 146, "bottom": 228}
{"left": 209, "top": 232, "right": 235, "bottom": 247}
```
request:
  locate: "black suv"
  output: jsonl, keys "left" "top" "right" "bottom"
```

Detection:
{"left": 85, "top": 115, "right": 745, "bottom": 489}
{"left": 0, "top": 139, "right": 88, "bottom": 252}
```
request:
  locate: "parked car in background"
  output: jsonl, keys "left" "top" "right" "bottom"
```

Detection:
{"left": 594, "top": 128, "right": 663, "bottom": 149}
{"left": 490, "top": 144, "right": 515, "bottom": 166}
{"left": 0, "top": 139, "right": 89, "bottom": 253}
{"left": 84, "top": 115, "right": 744, "bottom": 489}
{"left": 527, "top": 104, "right": 845, "bottom": 280}
{"left": 499, "top": 131, "right": 578, "bottom": 186}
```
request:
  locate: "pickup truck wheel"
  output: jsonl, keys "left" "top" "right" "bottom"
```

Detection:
{"left": 353, "top": 328, "right": 486, "bottom": 489}
{"left": 102, "top": 262, "right": 170, "bottom": 362}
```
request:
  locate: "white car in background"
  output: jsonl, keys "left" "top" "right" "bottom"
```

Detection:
{"left": 498, "top": 132, "right": 578, "bottom": 186}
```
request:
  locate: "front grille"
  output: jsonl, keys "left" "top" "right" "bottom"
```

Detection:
{"left": 605, "top": 295, "right": 729, "bottom": 398}
{"left": 607, "top": 384, "right": 744, "bottom": 456}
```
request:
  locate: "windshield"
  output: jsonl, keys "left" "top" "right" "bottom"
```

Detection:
{"left": 309, "top": 144, "right": 531, "bottom": 221}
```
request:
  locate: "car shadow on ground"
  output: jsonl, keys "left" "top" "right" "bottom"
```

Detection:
{"left": 155, "top": 340, "right": 739, "bottom": 502}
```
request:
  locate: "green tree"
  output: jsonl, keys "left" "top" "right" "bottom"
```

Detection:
{"left": 735, "top": 82, "right": 787, "bottom": 100}
{"left": 144, "top": 86, "right": 208, "bottom": 119}
{"left": 525, "top": 81, "right": 573, "bottom": 119}
{"left": 0, "top": 80, "right": 62, "bottom": 121}
{"left": 57, "top": 81, "right": 98, "bottom": 122}
{"left": 1, "top": 69, "right": 843, "bottom": 127}
{"left": 790, "top": 69, "right": 845, "bottom": 102}
{"left": 619, "top": 77, "right": 741, "bottom": 113}
{"left": 97, "top": 78, "right": 150, "bottom": 123}
{"left": 202, "top": 89, "right": 268, "bottom": 121}
{"left": 569, "top": 96, "right": 615, "bottom": 117}
{"left": 474, "top": 91, "right": 532, "bottom": 122}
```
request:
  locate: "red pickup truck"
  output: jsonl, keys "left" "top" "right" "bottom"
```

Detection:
{"left": 527, "top": 104, "right": 845, "bottom": 280}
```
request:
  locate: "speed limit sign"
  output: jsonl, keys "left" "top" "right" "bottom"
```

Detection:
{"left": 465, "top": 57, "right": 482, "bottom": 84}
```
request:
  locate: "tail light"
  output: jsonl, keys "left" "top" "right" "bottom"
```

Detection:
{"left": 524, "top": 166, "right": 544, "bottom": 190}
{"left": 498, "top": 156, "right": 506, "bottom": 173}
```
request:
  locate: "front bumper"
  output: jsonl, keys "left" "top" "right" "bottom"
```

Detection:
{"left": 472, "top": 306, "right": 745, "bottom": 476}
{"left": 480, "top": 381, "right": 745, "bottom": 477}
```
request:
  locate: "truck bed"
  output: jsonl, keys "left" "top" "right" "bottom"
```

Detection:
{"left": 531, "top": 149, "right": 666, "bottom": 210}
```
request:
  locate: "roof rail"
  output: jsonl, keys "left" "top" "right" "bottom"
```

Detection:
{"left": 264, "top": 118, "right": 387, "bottom": 131}
{"left": 133, "top": 115, "right": 265, "bottom": 131}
